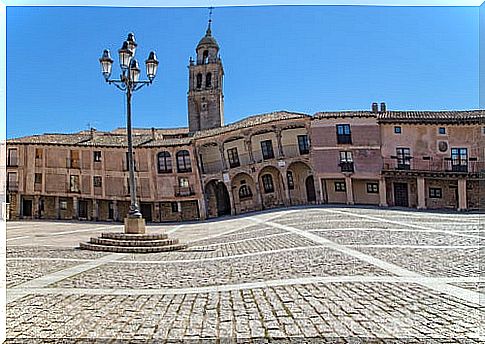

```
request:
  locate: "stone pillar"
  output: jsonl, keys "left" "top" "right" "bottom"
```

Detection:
{"left": 33, "top": 195, "right": 40, "bottom": 219}
{"left": 281, "top": 170, "right": 290, "bottom": 206}
{"left": 458, "top": 178, "right": 467, "bottom": 211}
{"left": 55, "top": 196, "right": 60, "bottom": 219}
{"left": 219, "top": 143, "right": 227, "bottom": 170}
{"left": 245, "top": 138, "right": 254, "bottom": 164}
{"left": 379, "top": 178, "right": 388, "bottom": 207}
{"left": 113, "top": 200, "right": 119, "bottom": 221}
{"left": 345, "top": 176, "right": 354, "bottom": 205}
{"left": 417, "top": 177, "right": 426, "bottom": 210}
{"left": 319, "top": 178, "right": 326, "bottom": 203}
{"left": 225, "top": 181, "right": 236, "bottom": 215}
{"left": 92, "top": 199, "right": 98, "bottom": 221}
{"left": 197, "top": 196, "right": 207, "bottom": 220}
{"left": 276, "top": 129, "right": 284, "bottom": 158}
{"left": 72, "top": 196, "right": 78, "bottom": 220}
{"left": 254, "top": 180, "right": 264, "bottom": 210}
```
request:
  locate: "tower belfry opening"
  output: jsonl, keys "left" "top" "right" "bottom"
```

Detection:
{"left": 187, "top": 7, "right": 224, "bottom": 133}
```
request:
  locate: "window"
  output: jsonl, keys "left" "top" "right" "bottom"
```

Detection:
{"left": 171, "top": 202, "right": 179, "bottom": 213}
{"left": 297, "top": 135, "right": 310, "bottom": 155}
{"left": 334, "top": 181, "right": 346, "bottom": 192}
{"left": 93, "top": 176, "right": 102, "bottom": 188}
{"left": 261, "top": 140, "right": 274, "bottom": 160}
{"left": 239, "top": 185, "right": 253, "bottom": 199}
{"left": 262, "top": 174, "right": 274, "bottom": 193}
{"left": 70, "top": 175, "right": 80, "bottom": 192}
{"left": 178, "top": 177, "right": 189, "bottom": 188}
{"left": 202, "top": 50, "right": 209, "bottom": 64}
{"left": 451, "top": 148, "right": 468, "bottom": 172}
{"left": 394, "top": 126, "right": 402, "bottom": 134}
{"left": 439, "top": 127, "right": 446, "bottom": 135}
{"left": 227, "top": 148, "right": 240, "bottom": 168}
{"left": 176, "top": 150, "right": 192, "bottom": 173}
{"left": 35, "top": 148, "right": 43, "bottom": 159}
{"left": 339, "top": 151, "right": 354, "bottom": 172}
{"left": 336, "top": 124, "right": 352, "bottom": 144}
{"left": 34, "top": 173, "right": 42, "bottom": 184}
{"left": 367, "top": 183, "right": 379, "bottom": 193}
{"left": 60, "top": 201, "right": 67, "bottom": 210}
{"left": 157, "top": 151, "right": 172, "bottom": 173}
{"left": 205, "top": 72, "right": 212, "bottom": 87}
{"left": 93, "top": 151, "right": 102, "bottom": 162}
{"left": 196, "top": 73, "right": 202, "bottom": 88}
{"left": 7, "top": 172, "right": 17, "bottom": 191}
{"left": 396, "top": 148, "right": 411, "bottom": 170}
{"left": 7, "top": 148, "right": 18, "bottom": 167}
{"left": 429, "top": 188, "right": 442, "bottom": 198}
{"left": 287, "top": 171, "right": 295, "bottom": 190}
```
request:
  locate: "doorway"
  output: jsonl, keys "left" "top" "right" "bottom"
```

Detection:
{"left": 141, "top": 203, "right": 153, "bottom": 222}
{"left": 305, "top": 175, "right": 317, "bottom": 203}
{"left": 393, "top": 183, "right": 409, "bottom": 207}
{"left": 22, "top": 199, "right": 32, "bottom": 217}
{"left": 78, "top": 200, "right": 88, "bottom": 219}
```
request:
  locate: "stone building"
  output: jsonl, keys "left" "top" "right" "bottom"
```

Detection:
{"left": 6, "top": 24, "right": 484, "bottom": 221}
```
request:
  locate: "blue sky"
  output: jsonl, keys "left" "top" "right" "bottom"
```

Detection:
{"left": 6, "top": 5, "right": 479, "bottom": 138}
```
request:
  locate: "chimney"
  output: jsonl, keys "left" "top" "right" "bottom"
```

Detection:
{"left": 151, "top": 127, "right": 157, "bottom": 140}
{"left": 90, "top": 127, "right": 96, "bottom": 139}
{"left": 372, "top": 102, "right": 379, "bottom": 113}
{"left": 380, "top": 102, "right": 387, "bottom": 112}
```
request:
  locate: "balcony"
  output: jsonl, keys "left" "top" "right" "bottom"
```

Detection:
{"left": 7, "top": 182, "right": 18, "bottom": 192}
{"left": 382, "top": 157, "right": 484, "bottom": 174}
{"left": 337, "top": 134, "right": 352, "bottom": 144}
{"left": 339, "top": 161, "right": 354, "bottom": 173}
{"left": 175, "top": 185, "right": 195, "bottom": 197}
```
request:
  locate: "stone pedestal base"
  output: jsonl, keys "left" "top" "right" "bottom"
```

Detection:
{"left": 124, "top": 217, "right": 146, "bottom": 234}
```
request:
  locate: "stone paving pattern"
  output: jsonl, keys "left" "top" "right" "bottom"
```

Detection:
{"left": 6, "top": 206, "right": 484, "bottom": 341}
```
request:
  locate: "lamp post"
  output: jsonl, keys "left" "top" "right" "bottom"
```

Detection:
{"left": 99, "top": 33, "right": 159, "bottom": 234}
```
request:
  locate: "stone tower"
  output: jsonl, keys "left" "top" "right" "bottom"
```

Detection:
{"left": 188, "top": 18, "right": 224, "bottom": 132}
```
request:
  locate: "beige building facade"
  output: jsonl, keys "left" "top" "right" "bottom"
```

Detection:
{"left": 6, "top": 27, "right": 484, "bottom": 222}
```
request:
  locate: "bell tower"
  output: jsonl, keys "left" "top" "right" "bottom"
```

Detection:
{"left": 188, "top": 10, "right": 224, "bottom": 132}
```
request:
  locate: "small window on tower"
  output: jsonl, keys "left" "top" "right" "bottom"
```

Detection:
{"left": 203, "top": 50, "right": 209, "bottom": 64}
{"left": 206, "top": 72, "right": 212, "bottom": 87}
{"left": 196, "top": 73, "right": 202, "bottom": 88}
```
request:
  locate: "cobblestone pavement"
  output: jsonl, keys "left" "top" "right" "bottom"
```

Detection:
{"left": 6, "top": 206, "right": 484, "bottom": 342}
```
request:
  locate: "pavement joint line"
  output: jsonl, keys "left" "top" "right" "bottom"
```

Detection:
{"left": 307, "top": 227, "right": 483, "bottom": 238}
{"left": 7, "top": 257, "right": 95, "bottom": 262}
{"left": 249, "top": 216, "right": 484, "bottom": 306}
{"left": 6, "top": 236, "right": 30, "bottom": 241}
{"left": 7, "top": 252, "right": 127, "bottom": 304}
{"left": 315, "top": 209, "right": 482, "bottom": 239}
{"left": 166, "top": 224, "right": 185, "bottom": 235}
{"left": 6, "top": 276, "right": 482, "bottom": 299}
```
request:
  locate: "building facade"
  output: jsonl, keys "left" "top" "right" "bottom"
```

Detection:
{"left": 6, "top": 26, "right": 484, "bottom": 221}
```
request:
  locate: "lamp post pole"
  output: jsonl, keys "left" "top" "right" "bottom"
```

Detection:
{"left": 99, "top": 33, "right": 159, "bottom": 233}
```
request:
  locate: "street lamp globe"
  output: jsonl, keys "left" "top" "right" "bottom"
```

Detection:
{"left": 118, "top": 41, "right": 133, "bottom": 71}
{"left": 99, "top": 49, "right": 114, "bottom": 80}
{"left": 145, "top": 51, "right": 159, "bottom": 81}
{"left": 126, "top": 32, "right": 138, "bottom": 55}
{"left": 129, "top": 59, "right": 141, "bottom": 82}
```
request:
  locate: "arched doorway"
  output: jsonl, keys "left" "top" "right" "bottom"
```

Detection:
{"left": 205, "top": 180, "right": 231, "bottom": 218}
{"left": 258, "top": 166, "right": 284, "bottom": 209}
{"left": 305, "top": 175, "right": 317, "bottom": 203}
{"left": 287, "top": 161, "right": 314, "bottom": 205}
{"left": 232, "top": 172, "right": 259, "bottom": 214}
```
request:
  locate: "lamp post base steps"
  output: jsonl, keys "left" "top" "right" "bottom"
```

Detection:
{"left": 79, "top": 232, "right": 187, "bottom": 253}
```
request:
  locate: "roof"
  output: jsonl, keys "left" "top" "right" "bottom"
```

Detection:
{"left": 376, "top": 110, "right": 485, "bottom": 124}
{"left": 193, "top": 111, "right": 310, "bottom": 139}
{"left": 197, "top": 25, "right": 219, "bottom": 49}
{"left": 314, "top": 109, "right": 485, "bottom": 124}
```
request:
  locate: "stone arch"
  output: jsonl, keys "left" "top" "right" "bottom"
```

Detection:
{"left": 231, "top": 172, "right": 259, "bottom": 214}
{"left": 287, "top": 161, "right": 314, "bottom": 205}
{"left": 205, "top": 179, "right": 231, "bottom": 218}
{"left": 258, "top": 166, "right": 284, "bottom": 209}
